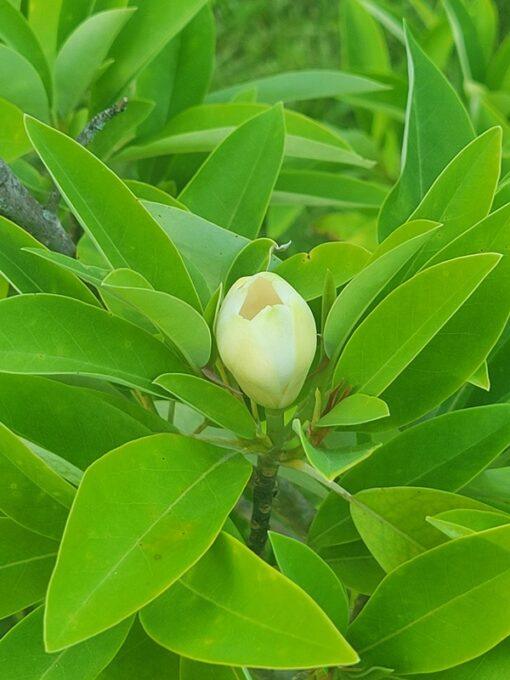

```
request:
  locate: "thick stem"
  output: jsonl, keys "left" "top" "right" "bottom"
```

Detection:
{"left": 247, "top": 454, "right": 280, "bottom": 556}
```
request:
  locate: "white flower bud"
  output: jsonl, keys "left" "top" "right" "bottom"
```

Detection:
{"left": 216, "top": 272, "right": 317, "bottom": 409}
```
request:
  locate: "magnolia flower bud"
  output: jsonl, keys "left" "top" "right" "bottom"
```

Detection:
{"left": 216, "top": 272, "right": 317, "bottom": 409}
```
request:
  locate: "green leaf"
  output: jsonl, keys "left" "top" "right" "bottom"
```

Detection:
{"left": 444, "top": 0, "right": 488, "bottom": 82}
{"left": 0, "top": 45, "right": 49, "bottom": 120}
{"left": 179, "top": 105, "right": 284, "bottom": 239}
{"left": 275, "top": 242, "right": 370, "bottom": 301}
{"left": 0, "top": 0, "right": 51, "bottom": 98}
{"left": 55, "top": 8, "right": 135, "bottom": 116}
{"left": 269, "top": 531, "right": 349, "bottom": 632}
{"left": 27, "top": 0, "right": 61, "bottom": 60}
{"left": 0, "top": 606, "right": 131, "bottom": 680}
{"left": 333, "top": 254, "right": 501, "bottom": 394}
{"left": 141, "top": 532, "right": 358, "bottom": 669}
{"left": 155, "top": 374, "right": 256, "bottom": 439}
{"left": 57, "top": 0, "right": 95, "bottom": 45}
{"left": 0, "top": 520, "right": 57, "bottom": 619}
{"left": 340, "top": 0, "right": 390, "bottom": 73}
{"left": 124, "top": 180, "right": 186, "bottom": 209}
{"left": 347, "top": 525, "right": 510, "bottom": 674}
{"left": 293, "top": 420, "right": 377, "bottom": 481}
{"left": 136, "top": 5, "right": 215, "bottom": 136}
{"left": 409, "top": 638, "right": 510, "bottom": 680}
{"left": 427, "top": 508, "right": 510, "bottom": 539}
{"left": 379, "top": 197, "right": 510, "bottom": 427}
{"left": 0, "top": 373, "right": 173, "bottom": 470}
{"left": 146, "top": 203, "right": 255, "bottom": 292}
{"left": 378, "top": 25, "right": 474, "bottom": 239}
{"left": 410, "top": 128, "right": 502, "bottom": 268}
{"left": 224, "top": 238, "right": 275, "bottom": 291}
{"left": 351, "top": 486, "right": 494, "bottom": 571}
{"left": 0, "top": 216, "right": 98, "bottom": 304}
{"left": 101, "top": 284, "right": 212, "bottom": 368}
{"left": 208, "top": 70, "right": 387, "bottom": 104}
{"left": 463, "top": 467, "right": 510, "bottom": 513}
{"left": 318, "top": 394, "right": 389, "bottom": 427}
{"left": 0, "top": 423, "right": 74, "bottom": 540}
{"left": 323, "top": 224, "right": 440, "bottom": 358}
{"left": 0, "top": 294, "right": 186, "bottom": 394}
{"left": 45, "top": 435, "right": 250, "bottom": 651}
{"left": 0, "top": 97, "right": 31, "bottom": 161}
{"left": 467, "top": 360, "right": 490, "bottom": 390}
{"left": 92, "top": 0, "right": 209, "bottom": 110}
{"left": 24, "top": 247, "right": 109, "bottom": 286}
{"left": 272, "top": 170, "right": 387, "bottom": 209}
{"left": 99, "top": 618, "right": 179, "bottom": 680}
{"left": 119, "top": 103, "right": 370, "bottom": 168}
{"left": 25, "top": 117, "right": 200, "bottom": 309}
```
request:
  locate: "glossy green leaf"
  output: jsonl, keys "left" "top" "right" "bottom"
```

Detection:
{"left": 0, "top": 374, "right": 173, "bottom": 470}
{"left": 323, "top": 224, "right": 440, "bottom": 358}
{"left": 208, "top": 70, "right": 386, "bottom": 104}
{"left": 57, "top": 0, "right": 95, "bottom": 45}
{"left": 45, "top": 435, "right": 251, "bottom": 651}
{"left": 125, "top": 180, "right": 185, "bottom": 209}
{"left": 88, "top": 99, "right": 155, "bottom": 161}
{"left": 467, "top": 360, "right": 490, "bottom": 390}
{"left": 351, "top": 486, "right": 493, "bottom": 571}
{"left": 379, "top": 194, "right": 510, "bottom": 427}
{"left": 411, "top": 128, "right": 502, "bottom": 268}
{"left": 24, "top": 247, "right": 109, "bottom": 286}
{"left": 0, "top": 423, "right": 74, "bottom": 539}
{"left": 427, "top": 508, "right": 510, "bottom": 539}
{"left": 0, "top": 520, "right": 57, "bottom": 618}
{"left": 92, "top": 0, "right": 209, "bottom": 110}
{"left": 463, "top": 467, "right": 510, "bottom": 513}
{"left": 0, "top": 606, "right": 131, "bottom": 680}
{"left": 410, "top": 638, "right": 510, "bottom": 680}
{"left": 0, "top": 97, "right": 31, "bottom": 161}
{"left": 333, "top": 254, "right": 500, "bottom": 393}
{"left": 0, "top": 216, "right": 97, "bottom": 303}
{"left": 293, "top": 420, "right": 377, "bottom": 481}
{"left": 0, "top": 45, "right": 49, "bottom": 120}
{"left": 155, "top": 374, "right": 256, "bottom": 439}
{"left": 378, "top": 26, "right": 474, "bottom": 239}
{"left": 25, "top": 117, "right": 200, "bottom": 309}
{"left": 55, "top": 9, "right": 135, "bottom": 116}
{"left": 101, "top": 285, "right": 211, "bottom": 368}
{"left": 272, "top": 170, "right": 387, "bottom": 209}
{"left": 269, "top": 531, "right": 349, "bottom": 632}
{"left": 141, "top": 532, "right": 358, "bottom": 669}
{"left": 318, "top": 394, "right": 389, "bottom": 427}
{"left": 136, "top": 5, "right": 215, "bottom": 136}
{"left": 0, "top": 294, "right": 186, "bottom": 394}
{"left": 119, "top": 103, "right": 370, "bottom": 168}
{"left": 179, "top": 105, "right": 284, "bottom": 239}
{"left": 224, "top": 238, "right": 275, "bottom": 291}
{"left": 99, "top": 618, "right": 180, "bottom": 680}
{"left": 275, "top": 242, "right": 370, "bottom": 301}
{"left": 348, "top": 525, "right": 510, "bottom": 674}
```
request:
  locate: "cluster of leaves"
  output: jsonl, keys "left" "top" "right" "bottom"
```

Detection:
{"left": 0, "top": 0, "right": 510, "bottom": 679}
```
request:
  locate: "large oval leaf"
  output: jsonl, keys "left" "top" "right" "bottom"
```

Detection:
{"left": 0, "top": 45, "right": 49, "bottom": 120}
{"left": 25, "top": 117, "right": 200, "bottom": 309}
{"left": 0, "top": 374, "right": 173, "bottom": 470}
{"left": 0, "top": 294, "right": 185, "bottom": 394}
{"left": 141, "top": 532, "right": 358, "bottom": 669}
{"left": 45, "top": 434, "right": 251, "bottom": 651}
{"left": 333, "top": 254, "right": 500, "bottom": 393}
{"left": 348, "top": 525, "right": 510, "bottom": 674}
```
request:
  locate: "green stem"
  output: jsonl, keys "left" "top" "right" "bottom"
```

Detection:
{"left": 247, "top": 453, "right": 280, "bottom": 556}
